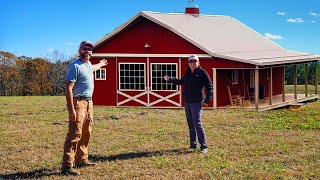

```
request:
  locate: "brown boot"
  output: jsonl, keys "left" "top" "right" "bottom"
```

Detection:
{"left": 61, "top": 167, "right": 80, "bottom": 176}
{"left": 76, "top": 160, "right": 97, "bottom": 167}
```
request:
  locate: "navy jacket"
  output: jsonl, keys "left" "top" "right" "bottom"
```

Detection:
{"left": 169, "top": 67, "right": 213, "bottom": 104}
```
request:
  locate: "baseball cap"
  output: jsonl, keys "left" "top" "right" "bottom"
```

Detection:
{"left": 188, "top": 54, "right": 199, "bottom": 62}
{"left": 79, "top": 40, "right": 94, "bottom": 49}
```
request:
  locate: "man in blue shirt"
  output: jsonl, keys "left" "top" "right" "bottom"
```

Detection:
{"left": 62, "top": 40, "right": 108, "bottom": 176}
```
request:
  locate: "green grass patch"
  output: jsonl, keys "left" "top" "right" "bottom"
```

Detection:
{"left": 0, "top": 96, "right": 319, "bottom": 179}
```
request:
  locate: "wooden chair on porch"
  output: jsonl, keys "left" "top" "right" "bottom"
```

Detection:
{"left": 227, "top": 86, "right": 244, "bottom": 107}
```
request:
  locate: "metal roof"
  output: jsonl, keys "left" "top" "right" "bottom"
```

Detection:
{"left": 94, "top": 11, "right": 319, "bottom": 66}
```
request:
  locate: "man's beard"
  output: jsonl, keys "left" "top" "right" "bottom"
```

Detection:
{"left": 81, "top": 52, "right": 91, "bottom": 60}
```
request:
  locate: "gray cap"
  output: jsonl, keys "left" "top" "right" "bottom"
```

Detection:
{"left": 188, "top": 54, "right": 199, "bottom": 61}
{"left": 79, "top": 40, "right": 94, "bottom": 49}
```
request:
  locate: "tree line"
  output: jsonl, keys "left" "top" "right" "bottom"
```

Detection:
{"left": 0, "top": 50, "right": 76, "bottom": 96}
{"left": 0, "top": 50, "right": 319, "bottom": 96}
{"left": 285, "top": 62, "right": 319, "bottom": 85}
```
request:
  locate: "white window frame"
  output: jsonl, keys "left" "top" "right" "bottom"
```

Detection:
{"left": 150, "top": 63, "right": 178, "bottom": 91}
{"left": 95, "top": 68, "right": 106, "bottom": 80}
{"left": 250, "top": 70, "right": 254, "bottom": 88}
{"left": 118, "top": 63, "right": 146, "bottom": 91}
{"left": 232, "top": 70, "right": 239, "bottom": 84}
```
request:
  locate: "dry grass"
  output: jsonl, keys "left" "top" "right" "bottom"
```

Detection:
{"left": 0, "top": 96, "right": 319, "bottom": 179}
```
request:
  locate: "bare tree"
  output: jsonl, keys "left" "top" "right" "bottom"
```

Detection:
{"left": 44, "top": 50, "right": 75, "bottom": 95}
{"left": 0, "top": 51, "right": 19, "bottom": 96}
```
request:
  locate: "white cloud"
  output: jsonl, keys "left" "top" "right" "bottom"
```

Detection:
{"left": 47, "top": 48, "right": 54, "bottom": 52}
{"left": 65, "top": 42, "right": 76, "bottom": 46}
{"left": 287, "top": 18, "right": 304, "bottom": 23}
{"left": 277, "top": 12, "right": 286, "bottom": 16}
{"left": 311, "top": 20, "right": 316, "bottom": 23}
{"left": 265, "top": 33, "right": 283, "bottom": 40}
{"left": 309, "top": 12, "right": 320, "bottom": 17}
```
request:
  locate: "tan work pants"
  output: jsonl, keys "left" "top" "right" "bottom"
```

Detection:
{"left": 62, "top": 99, "right": 93, "bottom": 168}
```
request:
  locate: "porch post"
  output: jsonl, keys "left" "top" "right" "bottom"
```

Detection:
{"left": 212, "top": 68, "right": 217, "bottom": 109}
{"left": 116, "top": 57, "right": 119, "bottom": 107}
{"left": 179, "top": 58, "right": 182, "bottom": 108}
{"left": 269, "top": 68, "right": 273, "bottom": 105}
{"left": 294, "top": 64, "right": 297, "bottom": 99}
{"left": 305, "top": 63, "right": 308, "bottom": 97}
{"left": 282, "top": 66, "right": 285, "bottom": 102}
{"left": 147, "top": 57, "right": 150, "bottom": 106}
{"left": 315, "top": 61, "right": 318, "bottom": 95}
{"left": 255, "top": 67, "right": 259, "bottom": 110}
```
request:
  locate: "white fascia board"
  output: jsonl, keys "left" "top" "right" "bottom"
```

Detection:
{"left": 256, "top": 57, "right": 320, "bottom": 66}
{"left": 92, "top": 53, "right": 212, "bottom": 58}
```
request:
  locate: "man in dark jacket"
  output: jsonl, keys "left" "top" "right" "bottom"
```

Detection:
{"left": 164, "top": 54, "right": 213, "bottom": 153}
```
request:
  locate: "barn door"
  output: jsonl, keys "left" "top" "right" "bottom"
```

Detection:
{"left": 117, "top": 62, "right": 148, "bottom": 107}
{"left": 148, "top": 63, "right": 181, "bottom": 107}
{"left": 116, "top": 58, "right": 181, "bottom": 107}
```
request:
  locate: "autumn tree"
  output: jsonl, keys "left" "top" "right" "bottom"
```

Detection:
{"left": 19, "top": 57, "right": 53, "bottom": 95}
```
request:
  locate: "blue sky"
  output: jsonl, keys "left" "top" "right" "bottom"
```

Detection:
{"left": 1, "top": 0, "right": 319, "bottom": 59}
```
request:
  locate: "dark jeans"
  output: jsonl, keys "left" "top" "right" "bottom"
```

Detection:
{"left": 184, "top": 102, "right": 208, "bottom": 150}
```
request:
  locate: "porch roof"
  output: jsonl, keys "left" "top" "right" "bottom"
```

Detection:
{"left": 94, "top": 11, "right": 320, "bottom": 66}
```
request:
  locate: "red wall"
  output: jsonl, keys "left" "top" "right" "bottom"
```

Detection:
{"left": 91, "top": 57, "right": 117, "bottom": 106}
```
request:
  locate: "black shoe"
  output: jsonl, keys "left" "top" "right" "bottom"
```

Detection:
{"left": 61, "top": 167, "right": 80, "bottom": 176}
{"left": 76, "top": 160, "right": 97, "bottom": 167}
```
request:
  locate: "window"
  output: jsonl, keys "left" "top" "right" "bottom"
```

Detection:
{"left": 96, "top": 68, "right": 106, "bottom": 80}
{"left": 250, "top": 70, "right": 254, "bottom": 88}
{"left": 232, "top": 70, "right": 238, "bottom": 84}
{"left": 151, "top": 63, "right": 177, "bottom": 91}
{"left": 119, "top": 63, "right": 145, "bottom": 90}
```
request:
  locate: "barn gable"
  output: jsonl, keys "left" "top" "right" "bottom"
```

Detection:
{"left": 94, "top": 17, "right": 206, "bottom": 54}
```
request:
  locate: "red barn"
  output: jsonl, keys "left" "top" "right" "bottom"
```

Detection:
{"left": 90, "top": 7, "right": 319, "bottom": 111}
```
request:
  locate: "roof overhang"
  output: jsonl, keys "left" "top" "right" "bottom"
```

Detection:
{"left": 93, "top": 11, "right": 320, "bottom": 66}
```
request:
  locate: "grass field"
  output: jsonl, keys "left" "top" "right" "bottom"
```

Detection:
{"left": 285, "top": 85, "right": 319, "bottom": 94}
{"left": 0, "top": 96, "right": 319, "bottom": 179}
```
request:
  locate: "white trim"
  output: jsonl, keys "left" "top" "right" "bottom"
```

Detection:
{"left": 147, "top": 57, "right": 150, "bottom": 104}
{"left": 149, "top": 91, "right": 180, "bottom": 107}
{"left": 179, "top": 58, "right": 182, "bottom": 108}
{"left": 92, "top": 53, "right": 212, "bottom": 58}
{"left": 117, "top": 90, "right": 148, "bottom": 106}
{"left": 212, "top": 68, "right": 217, "bottom": 109}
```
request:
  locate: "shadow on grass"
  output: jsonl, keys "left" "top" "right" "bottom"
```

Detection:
{"left": 0, "top": 168, "right": 61, "bottom": 179}
{"left": 89, "top": 148, "right": 193, "bottom": 162}
{"left": 0, "top": 148, "right": 192, "bottom": 179}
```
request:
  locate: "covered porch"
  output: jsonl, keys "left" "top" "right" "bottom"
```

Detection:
{"left": 213, "top": 61, "right": 319, "bottom": 111}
